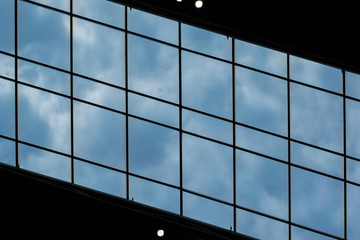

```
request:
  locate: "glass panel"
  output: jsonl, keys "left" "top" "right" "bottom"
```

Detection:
{"left": 346, "top": 71, "right": 360, "bottom": 99}
{"left": 183, "top": 192, "right": 233, "bottom": 229}
{"left": 129, "top": 176, "right": 180, "bottom": 214}
{"left": 19, "top": 144, "right": 71, "bottom": 181}
{"left": 347, "top": 159, "right": 360, "bottom": 184}
{"left": 18, "top": 1, "right": 70, "bottom": 70}
{"left": 236, "top": 125, "right": 287, "bottom": 161}
{"left": 129, "top": 117, "right": 179, "bottom": 186}
{"left": 0, "top": 79, "right": 15, "bottom": 138}
{"left": 0, "top": 0, "right": 14, "bottom": 53}
{"left": 182, "top": 51, "right": 232, "bottom": 119}
{"left": 128, "top": 34, "right": 179, "bottom": 103}
{"left": 291, "top": 142, "right": 343, "bottom": 178}
{"left": 73, "top": 0, "right": 125, "bottom": 28}
{"left": 30, "top": 0, "right": 70, "bottom": 11}
{"left": 18, "top": 85, "right": 71, "bottom": 154}
{"left": 0, "top": 138, "right": 15, "bottom": 166}
{"left": 292, "top": 226, "right": 337, "bottom": 240}
{"left": 182, "top": 134, "right": 233, "bottom": 202}
{"left": 74, "top": 76, "right": 125, "bottom": 112}
{"left": 237, "top": 208, "right": 288, "bottom": 240}
{"left": 236, "top": 150, "right": 288, "bottom": 219}
{"left": 0, "top": 53, "right": 15, "bottom": 79}
{"left": 74, "top": 101, "right": 126, "bottom": 170}
{"left": 235, "top": 66, "right": 287, "bottom": 135}
{"left": 128, "top": 93, "right": 178, "bottom": 128}
{"left": 73, "top": 17, "right": 125, "bottom": 87}
{"left": 18, "top": 59, "right": 70, "bottom": 95}
{"left": 235, "top": 39, "right": 287, "bottom": 77}
{"left": 75, "top": 160, "right": 126, "bottom": 198}
{"left": 182, "top": 109, "right": 232, "bottom": 144}
{"left": 128, "top": 8, "right": 178, "bottom": 45}
{"left": 291, "top": 167, "right": 344, "bottom": 237}
{"left": 181, "top": 24, "right": 231, "bottom": 60}
{"left": 346, "top": 99, "right": 360, "bottom": 159}
{"left": 291, "top": 83, "right": 343, "bottom": 153}
{"left": 290, "top": 55, "right": 342, "bottom": 93}
{"left": 347, "top": 183, "right": 360, "bottom": 240}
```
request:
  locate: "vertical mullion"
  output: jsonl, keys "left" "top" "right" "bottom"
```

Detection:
{"left": 343, "top": 70, "right": 347, "bottom": 239}
{"left": 179, "top": 22, "right": 183, "bottom": 216}
{"left": 70, "top": 0, "right": 74, "bottom": 184}
{"left": 125, "top": 6, "right": 130, "bottom": 200}
{"left": 287, "top": 53, "right": 291, "bottom": 240}
{"left": 232, "top": 37, "right": 237, "bottom": 232}
{"left": 15, "top": 0, "right": 19, "bottom": 168}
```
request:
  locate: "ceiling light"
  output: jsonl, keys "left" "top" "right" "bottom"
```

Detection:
{"left": 177, "top": 0, "right": 182, "bottom": 2}
{"left": 195, "top": 0, "right": 203, "bottom": 8}
{"left": 157, "top": 229, "right": 165, "bottom": 237}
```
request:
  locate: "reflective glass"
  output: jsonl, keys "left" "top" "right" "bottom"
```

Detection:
{"left": 18, "top": 1, "right": 70, "bottom": 70}
{"left": 128, "top": 34, "right": 179, "bottom": 103}
{"left": 347, "top": 159, "right": 360, "bottom": 184}
{"left": 128, "top": 8, "right": 178, "bottom": 45}
{"left": 18, "top": 85, "right": 71, "bottom": 154}
{"left": 236, "top": 66, "right": 287, "bottom": 135}
{"left": 0, "top": 53, "right": 15, "bottom": 79}
{"left": 74, "top": 101, "right": 126, "bottom": 170}
{"left": 291, "top": 167, "right": 344, "bottom": 237}
{"left": 291, "top": 83, "right": 343, "bottom": 153}
{"left": 182, "top": 51, "right": 232, "bottom": 119}
{"left": 75, "top": 160, "right": 126, "bottom": 197}
{"left": 182, "top": 24, "right": 231, "bottom": 60}
{"left": 346, "top": 71, "right": 360, "bottom": 99}
{"left": 347, "top": 183, "right": 360, "bottom": 240}
{"left": 73, "top": 18, "right": 125, "bottom": 86}
{"left": 235, "top": 40, "right": 287, "bottom": 77}
{"left": 183, "top": 192, "right": 233, "bottom": 229}
{"left": 73, "top": 0, "right": 125, "bottom": 28}
{"left": 236, "top": 150, "right": 288, "bottom": 219}
{"left": 0, "top": 138, "right": 15, "bottom": 166}
{"left": 19, "top": 144, "right": 71, "bottom": 181}
{"left": 292, "top": 226, "right": 337, "bottom": 240}
{"left": 182, "top": 134, "right": 233, "bottom": 202}
{"left": 0, "top": 0, "right": 14, "bottom": 53}
{"left": 30, "top": 0, "right": 70, "bottom": 11}
{"left": 290, "top": 55, "right": 342, "bottom": 93}
{"left": 0, "top": 79, "right": 15, "bottom": 138}
{"left": 346, "top": 99, "right": 360, "bottom": 159}
{"left": 129, "top": 118, "right": 179, "bottom": 186}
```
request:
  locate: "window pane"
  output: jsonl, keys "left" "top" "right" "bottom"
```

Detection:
{"left": 73, "top": 0, "right": 124, "bottom": 28}
{"left": 182, "top": 51, "right": 232, "bottom": 119}
{"left": 236, "top": 66, "right": 287, "bottom": 135}
{"left": 73, "top": 18, "right": 125, "bottom": 87}
{"left": 0, "top": 79, "right": 15, "bottom": 138}
{"left": 181, "top": 24, "right": 231, "bottom": 60}
{"left": 129, "top": 118, "right": 179, "bottom": 186}
{"left": 292, "top": 226, "right": 337, "bottom": 240}
{"left": 236, "top": 150, "right": 288, "bottom": 219}
{"left": 19, "top": 144, "right": 71, "bottom": 182}
{"left": 74, "top": 101, "right": 126, "bottom": 170}
{"left": 128, "top": 8, "right": 178, "bottom": 45}
{"left": 30, "top": 0, "right": 70, "bottom": 11}
{"left": 346, "top": 71, "right": 360, "bottom": 99}
{"left": 18, "top": 1, "right": 70, "bottom": 70}
{"left": 0, "top": 0, "right": 14, "bottom": 53}
{"left": 75, "top": 160, "right": 126, "bottom": 198}
{"left": 128, "top": 34, "right": 179, "bottom": 103}
{"left": 291, "top": 84, "right": 343, "bottom": 153}
{"left": 182, "top": 134, "right": 233, "bottom": 202}
{"left": 235, "top": 40, "right": 287, "bottom": 77}
{"left": 347, "top": 183, "right": 360, "bottom": 240}
{"left": 183, "top": 192, "right": 233, "bottom": 230}
{"left": 0, "top": 138, "right": 15, "bottom": 166}
{"left": 346, "top": 99, "right": 360, "bottom": 159}
{"left": 290, "top": 56, "right": 342, "bottom": 93}
{"left": 291, "top": 167, "right": 344, "bottom": 237}
{"left": 18, "top": 85, "right": 71, "bottom": 154}
{"left": 347, "top": 159, "right": 360, "bottom": 184}
{"left": 0, "top": 53, "right": 15, "bottom": 79}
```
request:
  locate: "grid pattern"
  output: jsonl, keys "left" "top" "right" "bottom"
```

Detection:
{"left": 1, "top": 0, "right": 360, "bottom": 239}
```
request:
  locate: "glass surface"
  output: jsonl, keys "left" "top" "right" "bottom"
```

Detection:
{"left": 236, "top": 125, "right": 287, "bottom": 161}
{"left": 74, "top": 76, "right": 125, "bottom": 112}
{"left": 0, "top": 0, "right": 14, "bottom": 53}
{"left": 129, "top": 176, "right": 180, "bottom": 214}
{"left": 74, "top": 101, "right": 126, "bottom": 170}
{"left": 346, "top": 71, "right": 360, "bottom": 99}
{"left": 19, "top": 144, "right": 71, "bottom": 181}
{"left": 73, "top": 17, "right": 125, "bottom": 87}
{"left": 18, "top": 85, "right": 71, "bottom": 154}
{"left": 0, "top": 79, "right": 15, "bottom": 138}
{"left": 236, "top": 66, "right": 287, "bottom": 135}
{"left": 128, "top": 8, "right": 178, "bottom": 45}
{"left": 182, "top": 134, "right": 233, "bottom": 202}
{"left": 183, "top": 192, "right": 233, "bottom": 229}
{"left": 235, "top": 39, "right": 287, "bottom": 77}
{"left": 18, "top": 59, "right": 70, "bottom": 95}
{"left": 290, "top": 55, "right": 342, "bottom": 93}
{"left": 347, "top": 159, "right": 360, "bottom": 184}
{"left": 128, "top": 93, "right": 179, "bottom": 128}
{"left": 291, "top": 83, "right": 343, "bottom": 153}
{"left": 18, "top": 1, "right": 70, "bottom": 70}
{"left": 0, "top": 138, "right": 15, "bottom": 166}
{"left": 75, "top": 160, "right": 126, "bottom": 197}
{"left": 237, "top": 209, "right": 288, "bottom": 240}
{"left": 128, "top": 34, "right": 179, "bottom": 103}
{"left": 291, "top": 142, "right": 343, "bottom": 178}
{"left": 181, "top": 24, "right": 231, "bottom": 60}
{"left": 182, "top": 51, "right": 232, "bottom": 119}
{"left": 30, "top": 0, "right": 70, "bottom": 11}
{"left": 347, "top": 183, "right": 360, "bottom": 240}
{"left": 182, "top": 109, "right": 232, "bottom": 144}
{"left": 236, "top": 150, "right": 288, "bottom": 219}
{"left": 0, "top": 53, "right": 15, "bottom": 79}
{"left": 292, "top": 226, "right": 337, "bottom": 240}
{"left": 73, "top": 0, "right": 125, "bottom": 28}
{"left": 129, "top": 117, "right": 179, "bottom": 186}
{"left": 346, "top": 99, "right": 360, "bottom": 159}
{"left": 291, "top": 167, "right": 344, "bottom": 237}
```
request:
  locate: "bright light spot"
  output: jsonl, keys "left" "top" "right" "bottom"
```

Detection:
{"left": 177, "top": 0, "right": 182, "bottom": 2}
{"left": 157, "top": 229, "right": 165, "bottom": 237}
{"left": 195, "top": 0, "right": 203, "bottom": 8}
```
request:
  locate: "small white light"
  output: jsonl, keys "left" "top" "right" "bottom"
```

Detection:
{"left": 177, "top": 0, "right": 182, "bottom": 2}
{"left": 157, "top": 229, "right": 165, "bottom": 237}
{"left": 195, "top": 0, "right": 203, "bottom": 8}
